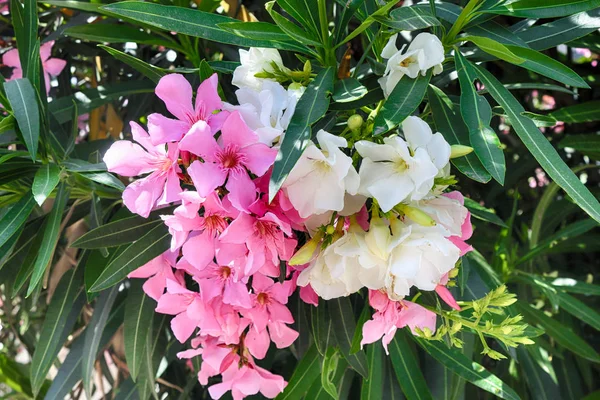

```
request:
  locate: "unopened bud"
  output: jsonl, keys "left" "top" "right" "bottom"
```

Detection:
{"left": 449, "top": 267, "right": 459, "bottom": 278}
{"left": 395, "top": 204, "right": 436, "bottom": 227}
{"left": 326, "top": 225, "right": 335, "bottom": 235}
{"left": 303, "top": 59, "right": 312, "bottom": 74}
{"left": 289, "top": 232, "right": 323, "bottom": 265}
{"left": 347, "top": 114, "right": 364, "bottom": 132}
{"left": 450, "top": 144, "right": 474, "bottom": 158}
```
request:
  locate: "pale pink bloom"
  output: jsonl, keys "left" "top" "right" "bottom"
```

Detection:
{"left": 128, "top": 250, "right": 178, "bottom": 301}
{"left": 361, "top": 290, "right": 436, "bottom": 353}
{"left": 161, "top": 191, "right": 205, "bottom": 250}
{"left": 103, "top": 122, "right": 181, "bottom": 218}
{"left": 2, "top": 41, "right": 67, "bottom": 93}
{"left": 300, "top": 284, "right": 319, "bottom": 306}
{"left": 186, "top": 112, "right": 277, "bottom": 211}
{"left": 181, "top": 193, "right": 241, "bottom": 271}
{"left": 156, "top": 279, "right": 207, "bottom": 343}
{"left": 195, "top": 337, "right": 233, "bottom": 384}
{"left": 0, "top": 1, "right": 8, "bottom": 13}
{"left": 147, "top": 73, "right": 228, "bottom": 145}
{"left": 196, "top": 258, "right": 252, "bottom": 309}
{"left": 442, "top": 192, "right": 473, "bottom": 256}
{"left": 250, "top": 173, "right": 305, "bottom": 231}
{"left": 220, "top": 212, "right": 297, "bottom": 276}
{"left": 435, "top": 281, "right": 460, "bottom": 310}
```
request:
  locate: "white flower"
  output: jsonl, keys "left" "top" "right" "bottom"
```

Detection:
{"left": 232, "top": 48, "right": 289, "bottom": 91}
{"left": 378, "top": 33, "right": 444, "bottom": 97}
{"left": 387, "top": 223, "right": 459, "bottom": 297}
{"left": 284, "top": 130, "right": 360, "bottom": 218}
{"left": 225, "top": 80, "right": 305, "bottom": 145}
{"left": 412, "top": 195, "right": 468, "bottom": 237}
{"left": 355, "top": 116, "right": 450, "bottom": 212}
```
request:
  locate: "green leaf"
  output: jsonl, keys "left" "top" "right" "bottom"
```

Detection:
{"left": 517, "top": 347, "right": 562, "bottom": 400}
{"left": 12, "top": 224, "right": 46, "bottom": 296}
{"left": 0, "top": 192, "right": 36, "bottom": 249}
{"left": 73, "top": 216, "right": 165, "bottom": 249}
{"left": 89, "top": 221, "right": 171, "bottom": 292}
{"left": 519, "top": 9, "right": 600, "bottom": 50}
{"left": 373, "top": 70, "right": 431, "bottom": 136}
{"left": 559, "top": 134, "right": 600, "bottom": 159}
{"left": 276, "top": 344, "right": 321, "bottom": 400}
{"left": 311, "top": 301, "right": 333, "bottom": 355}
{"left": 515, "top": 301, "right": 600, "bottom": 363}
{"left": 264, "top": 6, "right": 323, "bottom": 49}
{"left": 269, "top": 67, "right": 334, "bottom": 201}
{"left": 455, "top": 52, "right": 505, "bottom": 184}
{"left": 465, "top": 21, "right": 529, "bottom": 47}
{"left": 463, "top": 36, "right": 525, "bottom": 64}
{"left": 333, "top": 78, "right": 368, "bottom": 103}
{"left": 427, "top": 85, "right": 491, "bottom": 183}
{"left": 334, "top": 0, "right": 367, "bottom": 42}
{"left": 82, "top": 285, "right": 120, "bottom": 396}
{"left": 100, "top": 45, "right": 165, "bottom": 84}
{"left": 0, "top": 115, "right": 16, "bottom": 133}
{"left": 504, "top": 45, "right": 589, "bottom": 88}
{"left": 101, "top": 2, "right": 308, "bottom": 52}
{"left": 62, "top": 159, "right": 107, "bottom": 172}
{"left": 10, "top": 0, "right": 38, "bottom": 84}
{"left": 80, "top": 171, "right": 126, "bottom": 191}
{"left": 337, "top": 0, "right": 402, "bottom": 46}
{"left": 556, "top": 291, "right": 600, "bottom": 331}
{"left": 31, "top": 269, "right": 84, "bottom": 396}
{"left": 350, "top": 301, "right": 371, "bottom": 354}
{"left": 32, "top": 164, "right": 61, "bottom": 206}
{"left": 463, "top": 197, "right": 507, "bottom": 227}
{"left": 360, "top": 344, "right": 384, "bottom": 400}
{"left": 4, "top": 79, "right": 40, "bottom": 160}
{"left": 27, "top": 183, "right": 70, "bottom": 297}
{"left": 124, "top": 280, "right": 156, "bottom": 381}
{"left": 417, "top": 338, "right": 520, "bottom": 400}
{"left": 376, "top": 7, "right": 441, "bottom": 31}
{"left": 276, "top": 0, "right": 321, "bottom": 40}
{"left": 389, "top": 332, "right": 433, "bottom": 400}
{"left": 218, "top": 21, "right": 296, "bottom": 43}
{"left": 330, "top": 297, "right": 369, "bottom": 378}
{"left": 546, "top": 277, "right": 600, "bottom": 296}
{"left": 321, "top": 348, "right": 340, "bottom": 399}
{"left": 548, "top": 101, "right": 600, "bottom": 123}
{"left": 65, "top": 24, "right": 176, "bottom": 47}
{"left": 487, "top": 0, "right": 600, "bottom": 19}
{"left": 473, "top": 65, "right": 600, "bottom": 224}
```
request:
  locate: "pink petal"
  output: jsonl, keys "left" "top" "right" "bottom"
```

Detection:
{"left": 43, "top": 58, "right": 66, "bottom": 76}
{"left": 221, "top": 111, "right": 259, "bottom": 148}
{"left": 255, "top": 365, "right": 286, "bottom": 398}
{"left": 195, "top": 73, "right": 222, "bottom": 116}
{"left": 208, "top": 110, "right": 230, "bottom": 134}
{"left": 130, "top": 121, "right": 163, "bottom": 155}
{"left": 179, "top": 120, "right": 219, "bottom": 159}
{"left": 182, "top": 232, "right": 216, "bottom": 270}
{"left": 158, "top": 167, "right": 182, "bottom": 206}
{"left": 187, "top": 160, "right": 227, "bottom": 197}
{"left": 435, "top": 286, "right": 461, "bottom": 311}
{"left": 171, "top": 312, "right": 197, "bottom": 343}
{"left": 241, "top": 143, "right": 277, "bottom": 177}
{"left": 147, "top": 113, "right": 189, "bottom": 145}
{"left": 223, "top": 281, "right": 252, "bottom": 309}
{"left": 399, "top": 301, "right": 439, "bottom": 332}
{"left": 299, "top": 285, "right": 319, "bottom": 306}
{"left": 122, "top": 174, "right": 165, "bottom": 218}
{"left": 220, "top": 213, "right": 256, "bottom": 244}
{"left": 40, "top": 41, "right": 55, "bottom": 62}
{"left": 2, "top": 48, "right": 21, "bottom": 68}
{"left": 251, "top": 273, "right": 273, "bottom": 293}
{"left": 142, "top": 273, "right": 167, "bottom": 301}
{"left": 245, "top": 328, "right": 270, "bottom": 359}
{"left": 225, "top": 172, "right": 257, "bottom": 212}
{"left": 268, "top": 322, "right": 298, "bottom": 349}
{"left": 155, "top": 73, "right": 194, "bottom": 122}
{"left": 449, "top": 237, "right": 473, "bottom": 256}
{"left": 156, "top": 293, "right": 189, "bottom": 315}
{"left": 360, "top": 318, "right": 386, "bottom": 347}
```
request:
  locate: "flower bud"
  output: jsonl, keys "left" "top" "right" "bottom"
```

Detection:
{"left": 326, "top": 225, "right": 335, "bottom": 235}
{"left": 395, "top": 204, "right": 436, "bottom": 227}
{"left": 303, "top": 59, "right": 312, "bottom": 74}
{"left": 450, "top": 144, "right": 474, "bottom": 158}
{"left": 347, "top": 114, "right": 364, "bottom": 132}
{"left": 289, "top": 232, "right": 324, "bottom": 266}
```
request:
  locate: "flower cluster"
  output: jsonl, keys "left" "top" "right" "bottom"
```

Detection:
{"left": 104, "top": 46, "right": 472, "bottom": 399}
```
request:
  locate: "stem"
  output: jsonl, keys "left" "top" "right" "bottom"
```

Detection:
{"left": 317, "top": 0, "right": 336, "bottom": 67}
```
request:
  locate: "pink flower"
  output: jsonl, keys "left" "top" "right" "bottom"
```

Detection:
{"left": 103, "top": 122, "right": 181, "bottom": 218}
{"left": 442, "top": 191, "right": 473, "bottom": 256}
{"left": 128, "top": 250, "right": 178, "bottom": 301}
{"left": 196, "top": 259, "right": 252, "bottom": 310}
{"left": 161, "top": 191, "right": 205, "bottom": 251}
{"left": 147, "top": 73, "right": 228, "bottom": 145}
{"left": 2, "top": 41, "right": 67, "bottom": 94}
{"left": 156, "top": 279, "right": 206, "bottom": 343}
{"left": 185, "top": 112, "right": 277, "bottom": 211}
{"left": 361, "top": 290, "right": 436, "bottom": 353}
{"left": 220, "top": 212, "right": 297, "bottom": 276}
{"left": 435, "top": 273, "right": 461, "bottom": 310}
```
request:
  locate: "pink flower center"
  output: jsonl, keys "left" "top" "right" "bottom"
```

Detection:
{"left": 203, "top": 214, "right": 228, "bottom": 235}
{"left": 255, "top": 220, "right": 276, "bottom": 239}
{"left": 257, "top": 292, "right": 269, "bottom": 305}
{"left": 217, "top": 145, "right": 246, "bottom": 172}
{"left": 219, "top": 266, "right": 232, "bottom": 279}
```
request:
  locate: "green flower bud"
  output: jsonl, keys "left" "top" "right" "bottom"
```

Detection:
{"left": 450, "top": 144, "right": 474, "bottom": 158}
{"left": 395, "top": 204, "right": 436, "bottom": 227}
{"left": 289, "top": 232, "right": 324, "bottom": 265}
{"left": 347, "top": 114, "right": 364, "bottom": 132}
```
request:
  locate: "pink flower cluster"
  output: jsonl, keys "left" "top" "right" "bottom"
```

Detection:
{"left": 103, "top": 73, "right": 472, "bottom": 399}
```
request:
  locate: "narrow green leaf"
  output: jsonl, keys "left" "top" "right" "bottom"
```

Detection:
{"left": 81, "top": 171, "right": 126, "bottom": 191}
{"left": 389, "top": 332, "right": 433, "bottom": 400}
{"left": 505, "top": 45, "right": 589, "bottom": 88}
{"left": 427, "top": 85, "right": 491, "bottom": 183}
{"left": 62, "top": 159, "right": 107, "bottom": 172}
{"left": 360, "top": 344, "right": 384, "bottom": 400}
{"left": 330, "top": 297, "right": 369, "bottom": 378}
{"left": 4, "top": 79, "right": 40, "bottom": 160}
{"left": 556, "top": 291, "right": 600, "bottom": 331}
{"left": 65, "top": 24, "right": 176, "bottom": 47}
{"left": 517, "top": 347, "right": 561, "bottom": 400}
{"left": 218, "top": 21, "right": 296, "bottom": 43}
{"left": 311, "top": 301, "right": 333, "bottom": 355}
{"left": 333, "top": 78, "right": 368, "bottom": 103}
{"left": 466, "top": 20, "right": 529, "bottom": 47}
{"left": 101, "top": 2, "right": 308, "bottom": 52}
{"left": 377, "top": 7, "right": 441, "bottom": 31}
{"left": 12, "top": 225, "right": 46, "bottom": 296}
{"left": 277, "top": 345, "right": 322, "bottom": 400}
{"left": 27, "top": 183, "right": 70, "bottom": 297}
{"left": 31, "top": 269, "right": 84, "bottom": 395}
{"left": 73, "top": 216, "right": 165, "bottom": 249}
{"left": 100, "top": 45, "right": 165, "bottom": 84}
{"left": 417, "top": 338, "right": 520, "bottom": 400}
{"left": 546, "top": 277, "right": 600, "bottom": 296}
{"left": 473, "top": 65, "right": 600, "bottom": 224}
{"left": 455, "top": 52, "right": 505, "bottom": 184}
{"left": 515, "top": 301, "right": 600, "bottom": 363}
{"left": 350, "top": 301, "right": 371, "bottom": 354}
{"left": 464, "top": 36, "right": 525, "bottom": 64}
{"left": 89, "top": 222, "right": 171, "bottom": 292}
{"left": 10, "top": 0, "right": 38, "bottom": 84}
{"left": 559, "top": 134, "right": 600, "bottom": 159}
{"left": 463, "top": 197, "right": 507, "bottom": 227}
{"left": 548, "top": 101, "right": 600, "bottom": 123}
{"left": 373, "top": 70, "right": 431, "bottom": 136}
{"left": 82, "top": 285, "right": 120, "bottom": 396}
{"left": 124, "top": 280, "right": 156, "bottom": 380}
{"left": 32, "top": 164, "right": 61, "bottom": 206}
{"left": 269, "top": 67, "right": 334, "bottom": 201}
{"left": 0, "top": 192, "right": 36, "bottom": 249}
{"left": 487, "top": 0, "right": 600, "bottom": 19}
{"left": 321, "top": 348, "right": 340, "bottom": 399}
